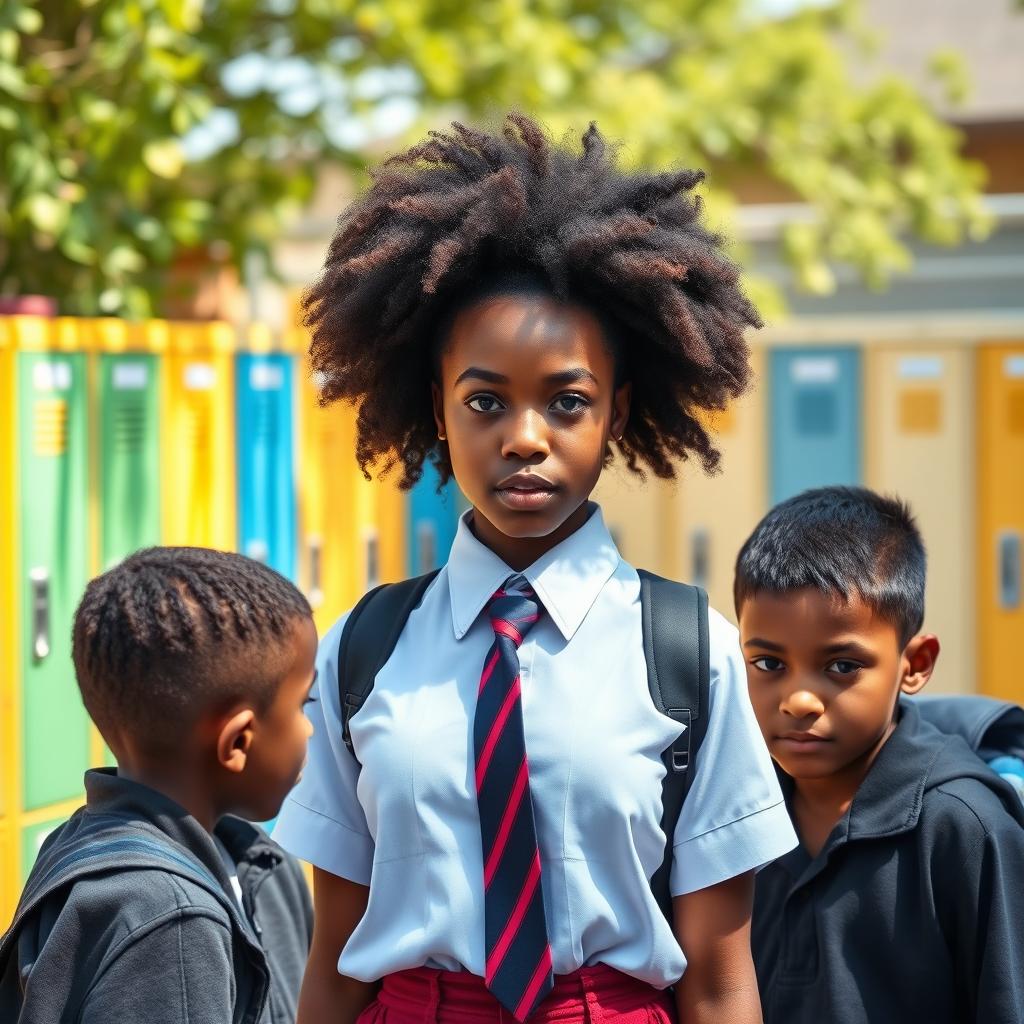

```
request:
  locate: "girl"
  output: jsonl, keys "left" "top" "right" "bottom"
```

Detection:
{"left": 274, "top": 113, "right": 795, "bottom": 1024}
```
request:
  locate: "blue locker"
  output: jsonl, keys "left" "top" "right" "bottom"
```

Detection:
{"left": 408, "top": 461, "right": 461, "bottom": 575}
{"left": 769, "top": 347, "right": 861, "bottom": 504}
{"left": 235, "top": 353, "right": 297, "bottom": 579}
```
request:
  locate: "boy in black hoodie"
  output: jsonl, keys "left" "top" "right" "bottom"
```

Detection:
{"left": 735, "top": 487, "right": 1024, "bottom": 1024}
{"left": 0, "top": 547, "right": 317, "bottom": 1023}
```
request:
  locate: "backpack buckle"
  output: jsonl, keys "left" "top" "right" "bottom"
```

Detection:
{"left": 669, "top": 708, "right": 692, "bottom": 773}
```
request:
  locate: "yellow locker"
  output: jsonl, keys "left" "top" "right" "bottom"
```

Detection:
{"left": 865, "top": 344, "right": 975, "bottom": 694}
{"left": 667, "top": 347, "right": 768, "bottom": 621}
{"left": 0, "top": 320, "right": 19, "bottom": 925}
{"left": 295, "top": 340, "right": 407, "bottom": 635}
{"left": 977, "top": 342, "right": 1024, "bottom": 704}
{"left": 161, "top": 321, "right": 236, "bottom": 550}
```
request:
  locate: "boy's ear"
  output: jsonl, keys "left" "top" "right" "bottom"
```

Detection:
{"left": 216, "top": 708, "right": 256, "bottom": 773}
{"left": 431, "top": 381, "right": 446, "bottom": 441}
{"left": 900, "top": 634, "right": 940, "bottom": 696}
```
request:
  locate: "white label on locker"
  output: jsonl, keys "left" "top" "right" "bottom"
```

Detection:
{"left": 33, "top": 361, "right": 72, "bottom": 392}
{"left": 184, "top": 362, "right": 216, "bottom": 390}
{"left": 250, "top": 363, "right": 283, "bottom": 391}
{"left": 113, "top": 362, "right": 149, "bottom": 390}
{"left": 791, "top": 356, "right": 839, "bottom": 385}
{"left": 898, "top": 356, "right": 943, "bottom": 380}
{"left": 1004, "top": 355, "right": 1024, "bottom": 379}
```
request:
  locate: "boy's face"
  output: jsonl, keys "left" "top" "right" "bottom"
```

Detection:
{"left": 433, "top": 292, "right": 630, "bottom": 565}
{"left": 738, "top": 588, "right": 935, "bottom": 785}
{"left": 234, "top": 617, "right": 318, "bottom": 822}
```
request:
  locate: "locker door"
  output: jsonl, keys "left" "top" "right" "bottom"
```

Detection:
{"left": 865, "top": 346, "right": 974, "bottom": 694}
{"left": 592, "top": 461, "right": 671, "bottom": 573}
{"left": 671, "top": 347, "right": 768, "bottom": 620}
{"left": 99, "top": 353, "right": 161, "bottom": 569}
{"left": 0, "top": 332, "right": 16, "bottom": 923}
{"left": 162, "top": 325, "right": 235, "bottom": 550}
{"left": 977, "top": 344, "right": 1024, "bottom": 703}
{"left": 770, "top": 347, "right": 861, "bottom": 504}
{"left": 298, "top": 361, "right": 361, "bottom": 631}
{"left": 19, "top": 351, "right": 91, "bottom": 810}
{"left": 236, "top": 353, "right": 296, "bottom": 579}
{"left": 408, "top": 462, "right": 460, "bottom": 575}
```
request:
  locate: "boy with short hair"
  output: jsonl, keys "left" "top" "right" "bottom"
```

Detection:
{"left": 0, "top": 547, "right": 317, "bottom": 1024}
{"left": 735, "top": 486, "right": 1024, "bottom": 1024}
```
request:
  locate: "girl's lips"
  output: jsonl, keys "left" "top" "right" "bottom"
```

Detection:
{"left": 495, "top": 485, "right": 558, "bottom": 511}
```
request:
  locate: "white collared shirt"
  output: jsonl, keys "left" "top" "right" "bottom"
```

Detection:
{"left": 274, "top": 506, "right": 796, "bottom": 987}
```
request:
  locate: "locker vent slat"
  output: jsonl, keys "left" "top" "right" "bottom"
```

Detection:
{"left": 33, "top": 399, "right": 68, "bottom": 456}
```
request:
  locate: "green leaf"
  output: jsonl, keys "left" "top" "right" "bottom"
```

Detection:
{"left": 142, "top": 139, "right": 185, "bottom": 178}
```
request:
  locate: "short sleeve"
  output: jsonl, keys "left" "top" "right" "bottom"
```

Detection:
{"left": 670, "top": 608, "right": 797, "bottom": 896}
{"left": 272, "top": 614, "right": 375, "bottom": 884}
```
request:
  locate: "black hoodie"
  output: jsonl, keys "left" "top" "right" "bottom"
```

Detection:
{"left": 0, "top": 770, "right": 312, "bottom": 1024}
{"left": 752, "top": 699, "right": 1024, "bottom": 1024}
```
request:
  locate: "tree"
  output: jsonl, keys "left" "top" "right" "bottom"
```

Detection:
{"left": 0, "top": 0, "right": 989, "bottom": 316}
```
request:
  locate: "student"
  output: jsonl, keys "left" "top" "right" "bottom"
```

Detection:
{"left": 274, "top": 113, "right": 796, "bottom": 1024}
{"left": 735, "top": 487, "right": 1024, "bottom": 1024}
{"left": 0, "top": 547, "right": 317, "bottom": 1024}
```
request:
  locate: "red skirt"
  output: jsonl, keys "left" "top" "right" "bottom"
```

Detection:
{"left": 357, "top": 963, "right": 676, "bottom": 1024}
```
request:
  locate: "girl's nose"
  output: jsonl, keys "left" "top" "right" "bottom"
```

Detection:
{"left": 780, "top": 684, "right": 825, "bottom": 720}
{"left": 501, "top": 409, "right": 550, "bottom": 461}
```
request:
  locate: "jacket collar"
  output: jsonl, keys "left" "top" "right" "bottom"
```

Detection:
{"left": 445, "top": 502, "right": 620, "bottom": 642}
{"left": 775, "top": 701, "right": 953, "bottom": 887}
{"left": 85, "top": 768, "right": 238, "bottom": 897}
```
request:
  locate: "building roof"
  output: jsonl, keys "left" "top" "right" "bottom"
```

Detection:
{"left": 859, "top": 0, "right": 1024, "bottom": 123}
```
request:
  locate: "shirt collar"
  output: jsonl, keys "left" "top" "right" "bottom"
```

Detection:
{"left": 446, "top": 503, "right": 621, "bottom": 642}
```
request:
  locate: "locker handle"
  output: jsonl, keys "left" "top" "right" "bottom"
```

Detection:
{"left": 998, "top": 532, "right": 1021, "bottom": 610}
{"left": 365, "top": 533, "right": 380, "bottom": 591}
{"left": 307, "top": 537, "right": 324, "bottom": 609}
{"left": 30, "top": 568, "right": 51, "bottom": 661}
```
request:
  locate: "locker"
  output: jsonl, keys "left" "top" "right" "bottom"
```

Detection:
{"left": 295, "top": 343, "right": 407, "bottom": 634}
{"left": 592, "top": 461, "right": 675, "bottom": 575}
{"left": 408, "top": 461, "right": 461, "bottom": 575}
{"left": 865, "top": 345, "right": 975, "bottom": 694}
{"left": 18, "top": 343, "right": 91, "bottom": 810}
{"left": 98, "top": 347, "right": 162, "bottom": 570}
{"left": 236, "top": 351, "right": 297, "bottom": 579}
{"left": 669, "top": 347, "right": 769, "bottom": 620}
{"left": 977, "top": 343, "right": 1024, "bottom": 704}
{"left": 769, "top": 347, "right": 861, "bottom": 504}
{"left": 161, "top": 322, "right": 236, "bottom": 550}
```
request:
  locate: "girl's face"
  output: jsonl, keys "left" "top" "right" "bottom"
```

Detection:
{"left": 432, "top": 291, "right": 630, "bottom": 569}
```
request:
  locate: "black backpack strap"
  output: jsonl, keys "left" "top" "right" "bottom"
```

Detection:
{"left": 638, "top": 569, "right": 710, "bottom": 922}
{"left": 338, "top": 570, "right": 441, "bottom": 759}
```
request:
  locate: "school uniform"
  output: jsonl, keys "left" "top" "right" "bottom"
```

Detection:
{"left": 274, "top": 505, "right": 796, "bottom": 1016}
{"left": 751, "top": 700, "right": 1024, "bottom": 1024}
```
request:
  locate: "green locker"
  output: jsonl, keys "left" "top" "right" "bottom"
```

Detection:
{"left": 99, "top": 353, "right": 161, "bottom": 569}
{"left": 18, "top": 350, "right": 91, "bottom": 811}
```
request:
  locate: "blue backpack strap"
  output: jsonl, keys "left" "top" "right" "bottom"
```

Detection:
{"left": 638, "top": 570, "right": 711, "bottom": 923}
{"left": 339, "top": 571, "right": 441, "bottom": 758}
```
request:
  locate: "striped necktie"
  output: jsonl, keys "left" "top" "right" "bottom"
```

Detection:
{"left": 474, "top": 576, "right": 553, "bottom": 1022}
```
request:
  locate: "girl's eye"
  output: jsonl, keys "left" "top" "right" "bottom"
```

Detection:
{"left": 828, "top": 659, "right": 861, "bottom": 677}
{"left": 551, "top": 393, "right": 590, "bottom": 415}
{"left": 752, "top": 656, "right": 784, "bottom": 673}
{"left": 467, "top": 394, "right": 505, "bottom": 413}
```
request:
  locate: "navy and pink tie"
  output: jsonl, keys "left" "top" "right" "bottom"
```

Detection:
{"left": 474, "top": 577, "right": 553, "bottom": 1022}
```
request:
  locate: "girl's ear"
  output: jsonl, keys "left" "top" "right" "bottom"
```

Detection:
{"left": 610, "top": 382, "right": 631, "bottom": 442}
{"left": 900, "top": 634, "right": 940, "bottom": 696}
{"left": 431, "top": 381, "right": 447, "bottom": 441}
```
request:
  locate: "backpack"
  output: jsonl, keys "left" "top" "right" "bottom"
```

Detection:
{"left": 912, "top": 694, "right": 1024, "bottom": 804}
{"left": 337, "top": 568, "right": 709, "bottom": 922}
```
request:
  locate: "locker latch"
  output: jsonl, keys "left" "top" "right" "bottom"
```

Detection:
{"left": 308, "top": 537, "right": 324, "bottom": 609}
{"left": 691, "top": 528, "right": 710, "bottom": 592}
{"left": 998, "top": 532, "right": 1021, "bottom": 610}
{"left": 29, "top": 567, "right": 50, "bottom": 661}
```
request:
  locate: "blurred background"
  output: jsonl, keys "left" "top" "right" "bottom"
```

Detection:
{"left": 2, "top": 0, "right": 1023, "bottom": 922}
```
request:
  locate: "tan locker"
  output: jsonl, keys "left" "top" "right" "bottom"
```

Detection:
{"left": 865, "top": 345, "right": 975, "bottom": 695}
